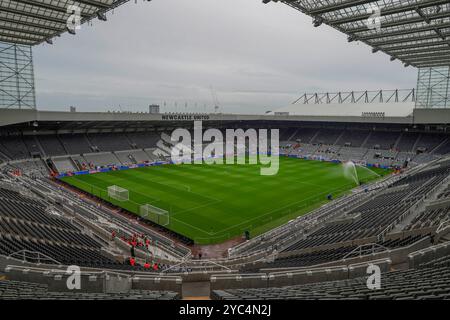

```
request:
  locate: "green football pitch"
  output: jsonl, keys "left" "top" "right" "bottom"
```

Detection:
{"left": 60, "top": 157, "right": 389, "bottom": 244}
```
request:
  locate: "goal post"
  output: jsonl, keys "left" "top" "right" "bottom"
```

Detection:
{"left": 140, "top": 204, "right": 170, "bottom": 227}
{"left": 107, "top": 185, "right": 129, "bottom": 202}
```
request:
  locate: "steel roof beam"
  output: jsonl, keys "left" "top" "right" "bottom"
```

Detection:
{"left": 380, "top": 41, "right": 450, "bottom": 51}
{"left": 389, "top": 46, "right": 450, "bottom": 55}
{"left": 407, "top": 55, "right": 450, "bottom": 62}
{"left": 409, "top": 57, "right": 450, "bottom": 65}
{"left": 395, "top": 52, "right": 450, "bottom": 60}
{"left": 416, "top": 62, "right": 450, "bottom": 67}
{"left": 347, "top": 11, "right": 450, "bottom": 33}
{"left": 0, "top": 5, "right": 67, "bottom": 25}
{"left": 72, "top": 0, "right": 112, "bottom": 9}
{"left": 0, "top": 36, "right": 33, "bottom": 45}
{"left": 403, "top": 52, "right": 450, "bottom": 61}
{"left": 357, "top": 22, "right": 450, "bottom": 41}
{"left": 13, "top": 0, "right": 92, "bottom": 18}
{"left": 0, "top": 30, "right": 39, "bottom": 43}
{"left": 307, "top": 0, "right": 379, "bottom": 15}
{"left": 0, "top": 24, "right": 52, "bottom": 38}
{"left": 0, "top": 16, "right": 61, "bottom": 32}
{"left": 317, "top": 0, "right": 450, "bottom": 25}
{"left": 371, "top": 33, "right": 449, "bottom": 47}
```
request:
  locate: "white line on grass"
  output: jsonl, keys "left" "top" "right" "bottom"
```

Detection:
{"left": 170, "top": 199, "right": 222, "bottom": 217}
{"left": 205, "top": 183, "right": 355, "bottom": 236}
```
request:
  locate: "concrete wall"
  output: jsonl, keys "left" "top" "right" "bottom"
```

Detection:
{"left": 131, "top": 275, "right": 182, "bottom": 294}
{"left": 210, "top": 259, "right": 391, "bottom": 291}
{"left": 4, "top": 266, "right": 131, "bottom": 293}
{"left": 408, "top": 241, "right": 450, "bottom": 269}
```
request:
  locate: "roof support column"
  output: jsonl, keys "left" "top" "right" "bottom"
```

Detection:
{"left": 0, "top": 41, "right": 36, "bottom": 109}
{"left": 416, "top": 66, "right": 450, "bottom": 109}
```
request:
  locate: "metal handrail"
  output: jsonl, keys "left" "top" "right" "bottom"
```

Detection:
{"left": 8, "top": 250, "right": 62, "bottom": 265}
{"left": 437, "top": 220, "right": 450, "bottom": 234}
{"left": 343, "top": 243, "right": 389, "bottom": 260}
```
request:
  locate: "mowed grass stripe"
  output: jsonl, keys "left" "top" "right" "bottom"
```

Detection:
{"left": 61, "top": 157, "right": 389, "bottom": 244}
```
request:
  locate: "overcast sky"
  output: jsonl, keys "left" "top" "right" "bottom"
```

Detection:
{"left": 33, "top": 0, "right": 417, "bottom": 114}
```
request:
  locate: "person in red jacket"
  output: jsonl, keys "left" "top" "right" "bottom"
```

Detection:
{"left": 129, "top": 257, "right": 136, "bottom": 267}
{"left": 144, "top": 261, "right": 151, "bottom": 269}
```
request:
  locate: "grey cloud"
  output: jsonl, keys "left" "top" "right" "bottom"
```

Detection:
{"left": 33, "top": 0, "right": 417, "bottom": 114}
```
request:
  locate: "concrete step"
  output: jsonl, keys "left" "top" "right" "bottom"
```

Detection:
{"left": 440, "top": 234, "right": 450, "bottom": 243}
{"left": 182, "top": 281, "right": 211, "bottom": 300}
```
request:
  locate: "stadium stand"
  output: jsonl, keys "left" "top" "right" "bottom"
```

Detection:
{"left": 2, "top": 0, "right": 450, "bottom": 302}
{"left": 212, "top": 262, "right": 450, "bottom": 300}
{"left": 59, "top": 134, "right": 93, "bottom": 155}
{"left": 0, "top": 120, "right": 450, "bottom": 300}
{"left": 0, "top": 279, "right": 179, "bottom": 300}
{"left": 1, "top": 127, "right": 449, "bottom": 168}
{"left": 38, "top": 136, "right": 67, "bottom": 157}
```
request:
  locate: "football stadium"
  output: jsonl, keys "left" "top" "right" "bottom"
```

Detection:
{"left": 1, "top": 0, "right": 450, "bottom": 305}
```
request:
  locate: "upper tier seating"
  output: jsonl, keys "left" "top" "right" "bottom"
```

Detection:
{"left": 87, "top": 133, "right": 132, "bottom": 152}
{"left": 335, "top": 130, "right": 369, "bottom": 148}
{"left": 0, "top": 136, "right": 29, "bottom": 160}
{"left": 396, "top": 133, "right": 419, "bottom": 152}
{"left": 38, "top": 136, "right": 67, "bottom": 156}
{"left": 311, "top": 129, "right": 341, "bottom": 145}
{"left": 59, "top": 134, "right": 93, "bottom": 155}
{"left": 291, "top": 128, "right": 318, "bottom": 143}
{"left": 22, "top": 136, "right": 41, "bottom": 156}
{"left": 127, "top": 132, "right": 161, "bottom": 149}
{"left": 434, "top": 139, "right": 450, "bottom": 155}
{"left": 364, "top": 131, "right": 399, "bottom": 150}
{"left": 416, "top": 133, "right": 447, "bottom": 152}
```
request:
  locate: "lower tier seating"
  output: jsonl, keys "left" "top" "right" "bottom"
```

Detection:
{"left": 0, "top": 279, "right": 179, "bottom": 300}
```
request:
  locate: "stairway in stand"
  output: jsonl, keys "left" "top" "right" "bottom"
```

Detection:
{"left": 182, "top": 281, "right": 211, "bottom": 300}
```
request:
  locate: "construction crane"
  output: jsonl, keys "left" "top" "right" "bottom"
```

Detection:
{"left": 210, "top": 86, "right": 221, "bottom": 113}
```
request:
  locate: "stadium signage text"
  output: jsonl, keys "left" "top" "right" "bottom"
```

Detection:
{"left": 161, "top": 114, "right": 210, "bottom": 121}
{"left": 362, "top": 112, "right": 385, "bottom": 118}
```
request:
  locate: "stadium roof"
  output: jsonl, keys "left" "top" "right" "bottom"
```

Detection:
{"left": 2, "top": 0, "right": 449, "bottom": 67}
{"left": 274, "top": 0, "right": 450, "bottom": 68}
{"left": 0, "top": 0, "right": 129, "bottom": 46}
{"left": 2, "top": 108, "right": 450, "bottom": 129}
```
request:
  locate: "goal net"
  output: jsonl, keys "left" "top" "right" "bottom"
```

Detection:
{"left": 107, "top": 185, "right": 129, "bottom": 202}
{"left": 140, "top": 204, "right": 169, "bottom": 226}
